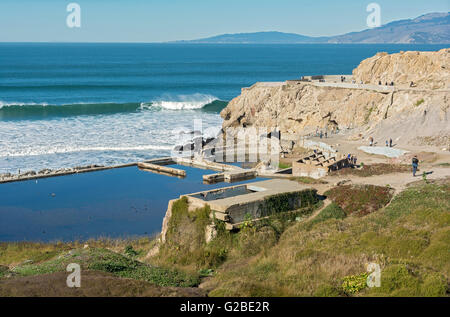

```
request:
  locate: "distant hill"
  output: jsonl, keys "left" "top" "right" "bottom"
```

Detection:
{"left": 176, "top": 31, "right": 328, "bottom": 44}
{"left": 174, "top": 12, "right": 449, "bottom": 44}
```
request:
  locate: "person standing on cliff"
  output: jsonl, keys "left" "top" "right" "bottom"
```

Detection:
{"left": 389, "top": 138, "right": 393, "bottom": 147}
{"left": 412, "top": 155, "right": 419, "bottom": 177}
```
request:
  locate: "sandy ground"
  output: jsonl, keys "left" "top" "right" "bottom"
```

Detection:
{"left": 287, "top": 132, "right": 450, "bottom": 194}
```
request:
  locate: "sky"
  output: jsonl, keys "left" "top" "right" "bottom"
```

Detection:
{"left": 0, "top": 0, "right": 448, "bottom": 42}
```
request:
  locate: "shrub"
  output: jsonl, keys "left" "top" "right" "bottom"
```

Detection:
{"left": 308, "top": 203, "right": 346, "bottom": 228}
{"left": 342, "top": 272, "right": 369, "bottom": 294}
{"left": 415, "top": 99, "right": 424, "bottom": 107}
{"left": 124, "top": 245, "right": 139, "bottom": 258}
{"left": 325, "top": 185, "right": 393, "bottom": 216}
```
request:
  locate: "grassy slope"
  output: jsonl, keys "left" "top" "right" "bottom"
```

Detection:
{"left": 1, "top": 179, "right": 448, "bottom": 297}
{"left": 0, "top": 239, "right": 203, "bottom": 296}
{"left": 203, "top": 179, "right": 449, "bottom": 296}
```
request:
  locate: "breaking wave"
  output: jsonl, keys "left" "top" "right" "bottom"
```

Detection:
{"left": 0, "top": 95, "right": 227, "bottom": 120}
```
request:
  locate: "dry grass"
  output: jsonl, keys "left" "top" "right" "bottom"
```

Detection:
{"left": 289, "top": 176, "right": 328, "bottom": 185}
{"left": 0, "top": 237, "right": 154, "bottom": 267}
{"left": 2, "top": 179, "right": 448, "bottom": 297}
{"left": 202, "top": 179, "right": 449, "bottom": 297}
{"left": 330, "top": 164, "right": 411, "bottom": 177}
{"left": 0, "top": 271, "right": 205, "bottom": 297}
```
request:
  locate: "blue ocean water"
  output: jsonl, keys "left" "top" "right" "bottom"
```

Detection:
{"left": 0, "top": 165, "right": 265, "bottom": 241}
{"left": 0, "top": 43, "right": 447, "bottom": 173}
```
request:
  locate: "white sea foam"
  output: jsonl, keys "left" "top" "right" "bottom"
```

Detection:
{"left": 141, "top": 94, "right": 218, "bottom": 110}
{"left": 0, "top": 106, "right": 222, "bottom": 173}
{"left": 0, "top": 101, "right": 49, "bottom": 108}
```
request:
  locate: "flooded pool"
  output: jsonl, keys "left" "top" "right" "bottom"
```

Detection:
{"left": 0, "top": 165, "right": 264, "bottom": 242}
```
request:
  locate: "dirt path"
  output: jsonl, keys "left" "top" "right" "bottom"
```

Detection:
{"left": 319, "top": 166, "right": 450, "bottom": 192}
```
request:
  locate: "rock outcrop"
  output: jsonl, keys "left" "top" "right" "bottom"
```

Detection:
{"left": 352, "top": 48, "right": 449, "bottom": 89}
{"left": 220, "top": 49, "right": 450, "bottom": 146}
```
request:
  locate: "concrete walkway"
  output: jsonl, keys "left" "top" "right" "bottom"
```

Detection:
{"left": 320, "top": 167, "right": 450, "bottom": 192}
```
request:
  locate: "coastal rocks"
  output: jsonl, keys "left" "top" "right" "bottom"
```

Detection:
{"left": 0, "top": 164, "right": 105, "bottom": 183}
{"left": 334, "top": 179, "right": 351, "bottom": 187}
{"left": 173, "top": 134, "right": 220, "bottom": 154}
{"left": 220, "top": 49, "right": 449, "bottom": 147}
{"left": 0, "top": 173, "right": 12, "bottom": 179}
{"left": 21, "top": 171, "right": 37, "bottom": 177}
{"left": 73, "top": 164, "right": 103, "bottom": 171}
{"left": 352, "top": 48, "right": 449, "bottom": 89}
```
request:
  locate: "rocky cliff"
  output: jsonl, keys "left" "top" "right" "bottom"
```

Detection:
{"left": 353, "top": 48, "right": 449, "bottom": 89}
{"left": 220, "top": 49, "right": 449, "bottom": 146}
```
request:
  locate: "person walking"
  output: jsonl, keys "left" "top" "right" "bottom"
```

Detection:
{"left": 412, "top": 155, "right": 419, "bottom": 177}
{"left": 389, "top": 138, "right": 393, "bottom": 147}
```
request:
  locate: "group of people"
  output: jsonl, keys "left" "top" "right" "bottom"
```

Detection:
{"left": 378, "top": 81, "right": 395, "bottom": 86}
{"left": 314, "top": 126, "right": 340, "bottom": 139}
{"left": 347, "top": 153, "right": 357, "bottom": 166}
{"left": 315, "top": 129, "right": 327, "bottom": 139}
{"left": 385, "top": 138, "right": 393, "bottom": 147}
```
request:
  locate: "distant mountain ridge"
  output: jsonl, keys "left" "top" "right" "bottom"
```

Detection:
{"left": 175, "top": 12, "right": 449, "bottom": 44}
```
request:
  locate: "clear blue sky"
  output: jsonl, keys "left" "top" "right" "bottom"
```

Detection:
{"left": 0, "top": 0, "right": 448, "bottom": 42}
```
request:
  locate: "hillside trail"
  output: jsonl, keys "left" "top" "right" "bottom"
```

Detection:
{"left": 304, "top": 166, "right": 450, "bottom": 197}
{"left": 308, "top": 134, "right": 450, "bottom": 165}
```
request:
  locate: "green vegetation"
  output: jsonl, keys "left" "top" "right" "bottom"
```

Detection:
{"left": 202, "top": 179, "right": 449, "bottom": 296}
{"left": 0, "top": 265, "right": 9, "bottom": 278}
{"left": 341, "top": 272, "right": 369, "bottom": 294}
{"left": 278, "top": 162, "right": 292, "bottom": 169}
{"left": 364, "top": 106, "right": 375, "bottom": 124}
{"left": 330, "top": 163, "right": 410, "bottom": 177}
{"left": 9, "top": 247, "right": 198, "bottom": 288}
{"left": 306, "top": 203, "right": 346, "bottom": 229}
{"left": 325, "top": 184, "right": 393, "bottom": 216}
{"left": 415, "top": 99, "right": 425, "bottom": 107}
{"left": 290, "top": 176, "right": 328, "bottom": 184}
{"left": 1, "top": 179, "right": 448, "bottom": 297}
{"left": 263, "top": 190, "right": 318, "bottom": 217}
{"left": 0, "top": 237, "right": 153, "bottom": 266}
{"left": 155, "top": 194, "right": 321, "bottom": 273}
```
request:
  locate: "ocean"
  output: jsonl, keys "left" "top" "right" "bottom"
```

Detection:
{"left": 0, "top": 43, "right": 447, "bottom": 174}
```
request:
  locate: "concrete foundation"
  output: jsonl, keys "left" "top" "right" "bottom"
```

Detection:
{"left": 184, "top": 179, "right": 316, "bottom": 230}
{"left": 292, "top": 151, "right": 350, "bottom": 179}
{"left": 138, "top": 162, "right": 186, "bottom": 177}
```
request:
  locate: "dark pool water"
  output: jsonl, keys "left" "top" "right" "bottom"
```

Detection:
{"left": 0, "top": 165, "right": 263, "bottom": 242}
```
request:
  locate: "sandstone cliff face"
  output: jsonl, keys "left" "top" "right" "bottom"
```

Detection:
{"left": 352, "top": 48, "right": 449, "bottom": 89}
{"left": 220, "top": 49, "right": 449, "bottom": 146}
